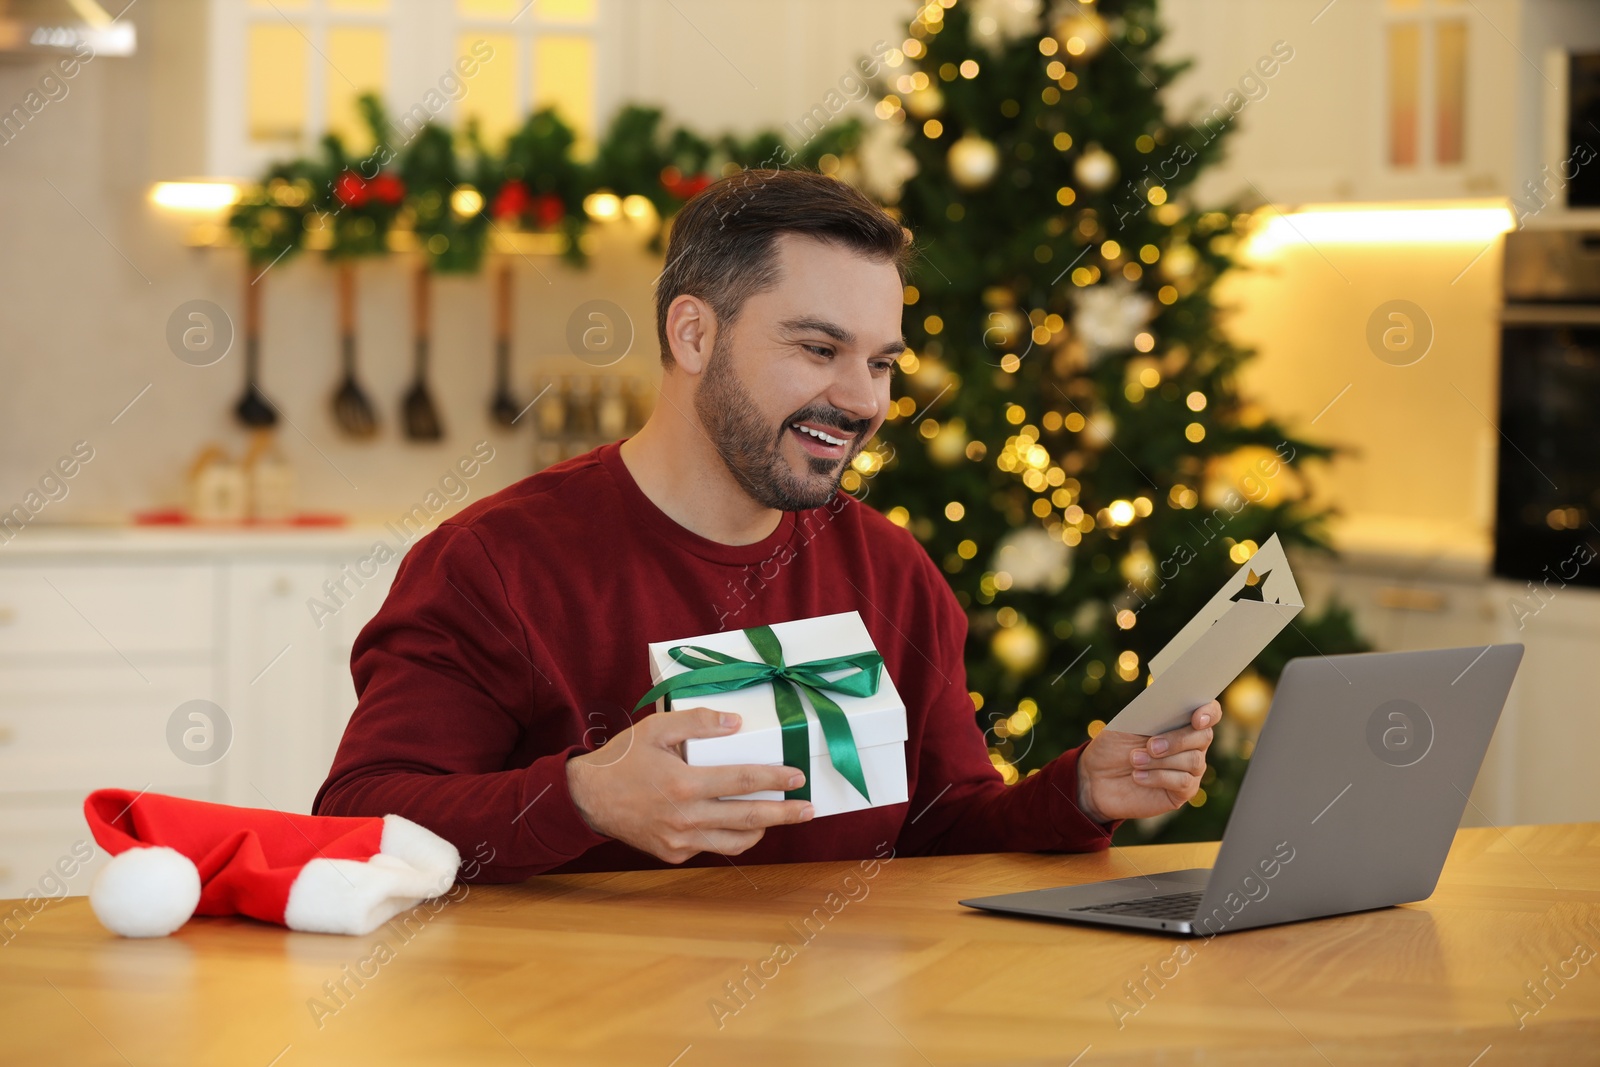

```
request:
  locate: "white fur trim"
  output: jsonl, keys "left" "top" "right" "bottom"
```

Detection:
{"left": 282, "top": 817, "right": 459, "bottom": 936}
{"left": 378, "top": 814, "right": 460, "bottom": 892}
{"left": 88, "top": 846, "right": 202, "bottom": 938}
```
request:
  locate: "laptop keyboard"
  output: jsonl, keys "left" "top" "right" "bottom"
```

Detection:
{"left": 1075, "top": 889, "right": 1205, "bottom": 919}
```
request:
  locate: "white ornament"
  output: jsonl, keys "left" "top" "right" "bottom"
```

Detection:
{"left": 971, "top": 0, "right": 1044, "bottom": 55}
{"left": 850, "top": 119, "right": 919, "bottom": 205}
{"left": 992, "top": 525, "right": 1073, "bottom": 593}
{"left": 1071, "top": 280, "right": 1154, "bottom": 364}
{"left": 1074, "top": 145, "right": 1118, "bottom": 191}
{"left": 948, "top": 134, "right": 1000, "bottom": 190}
{"left": 905, "top": 85, "right": 944, "bottom": 120}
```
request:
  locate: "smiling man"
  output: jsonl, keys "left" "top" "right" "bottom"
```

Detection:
{"left": 314, "top": 169, "right": 1217, "bottom": 881}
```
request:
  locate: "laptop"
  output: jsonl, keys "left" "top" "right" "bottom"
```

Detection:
{"left": 960, "top": 644, "right": 1523, "bottom": 936}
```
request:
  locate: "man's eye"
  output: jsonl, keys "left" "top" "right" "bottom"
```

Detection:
{"left": 804, "top": 344, "right": 833, "bottom": 357}
{"left": 872, "top": 361, "right": 897, "bottom": 375}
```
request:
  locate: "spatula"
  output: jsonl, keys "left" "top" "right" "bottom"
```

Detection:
{"left": 402, "top": 265, "right": 444, "bottom": 441}
{"left": 331, "top": 261, "right": 379, "bottom": 439}
{"left": 234, "top": 269, "right": 278, "bottom": 428}
{"left": 490, "top": 263, "right": 523, "bottom": 427}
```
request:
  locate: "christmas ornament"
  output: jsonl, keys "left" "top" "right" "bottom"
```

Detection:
{"left": 928, "top": 418, "right": 970, "bottom": 466}
{"left": 849, "top": 119, "right": 919, "bottom": 205}
{"left": 1120, "top": 541, "right": 1156, "bottom": 585}
{"left": 992, "top": 619, "right": 1045, "bottom": 674}
{"left": 1162, "top": 242, "right": 1198, "bottom": 279}
{"left": 948, "top": 134, "right": 1001, "bottom": 190}
{"left": 1083, "top": 409, "right": 1117, "bottom": 448}
{"left": 1071, "top": 280, "right": 1155, "bottom": 363}
{"left": 993, "top": 526, "right": 1073, "bottom": 592}
{"left": 1204, "top": 446, "right": 1296, "bottom": 509}
{"left": 83, "top": 788, "right": 459, "bottom": 938}
{"left": 971, "top": 0, "right": 1044, "bottom": 54}
{"left": 911, "top": 354, "right": 955, "bottom": 394}
{"left": 1053, "top": 4, "right": 1110, "bottom": 59}
{"left": 983, "top": 307, "right": 1027, "bottom": 353}
{"left": 1074, "top": 144, "right": 1118, "bottom": 191}
{"left": 905, "top": 85, "right": 945, "bottom": 120}
{"left": 1223, "top": 670, "right": 1273, "bottom": 730}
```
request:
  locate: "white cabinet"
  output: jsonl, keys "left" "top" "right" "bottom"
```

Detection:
{"left": 1491, "top": 580, "right": 1600, "bottom": 826}
{"left": 1164, "top": 0, "right": 1600, "bottom": 206}
{"left": 0, "top": 529, "right": 402, "bottom": 901}
{"left": 1296, "top": 542, "right": 1600, "bottom": 830}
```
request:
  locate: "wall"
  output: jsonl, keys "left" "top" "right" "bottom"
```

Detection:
{"left": 4, "top": 0, "right": 1597, "bottom": 547}
{"left": 0, "top": 0, "right": 910, "bottom": 527}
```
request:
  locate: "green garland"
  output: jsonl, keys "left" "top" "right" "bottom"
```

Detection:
{"left": 226, "top": 94, "right": 866, "bottom": 272}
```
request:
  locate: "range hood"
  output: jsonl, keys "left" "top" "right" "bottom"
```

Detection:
{"left": 0, "top": 0, "right": 135, "bottom": 59}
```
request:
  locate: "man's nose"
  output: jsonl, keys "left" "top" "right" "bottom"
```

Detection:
{"left": 827, "top": 359, "right": 881, "bottom": 426}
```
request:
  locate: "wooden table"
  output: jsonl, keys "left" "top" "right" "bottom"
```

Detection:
{"left": 3, "top": 824, "right": 1598, "bottom": 1066}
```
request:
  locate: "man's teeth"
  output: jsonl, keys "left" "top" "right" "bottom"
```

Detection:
{"left": 791, "top": 423, "right": 848, "bottom": 446}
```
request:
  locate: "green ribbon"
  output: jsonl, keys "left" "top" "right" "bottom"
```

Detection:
{"left": 633, "top": 624, "right": 882, "bottom": 803}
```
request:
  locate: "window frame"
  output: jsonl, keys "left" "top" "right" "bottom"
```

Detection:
{"left": 204, "top": 0, "right": 617, "bottom": 178}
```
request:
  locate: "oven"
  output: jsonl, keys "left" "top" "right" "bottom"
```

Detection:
{"left": 1494, "top": 228, "right": 1600, "bottom": 589}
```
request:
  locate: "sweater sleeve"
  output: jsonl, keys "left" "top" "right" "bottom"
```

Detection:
{"left": 313, "top": 523, "right": 609, "bottom": 881}
{"left": 893, "top": 549, "right": 1122, "bottom": 857}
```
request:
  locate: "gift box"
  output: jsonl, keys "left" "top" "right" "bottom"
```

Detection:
{"left": 635, "top": 611, "right": 908, "bottom": 817}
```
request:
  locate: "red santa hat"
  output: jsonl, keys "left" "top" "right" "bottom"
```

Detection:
{"left": 83, "top": 789, "right": 460, "bottom": 938}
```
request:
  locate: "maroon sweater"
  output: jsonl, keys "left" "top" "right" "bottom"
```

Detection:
{"left": 313, "top": 440, "right": 1114, "bottom": 882}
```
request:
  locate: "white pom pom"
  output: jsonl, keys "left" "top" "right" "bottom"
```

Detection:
{"left": 88, "top": 846, "right": 201, "bottom": 938}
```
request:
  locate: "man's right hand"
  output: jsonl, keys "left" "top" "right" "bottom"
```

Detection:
{"left": 565, "top": 706, "right": 816, "bottom": 864}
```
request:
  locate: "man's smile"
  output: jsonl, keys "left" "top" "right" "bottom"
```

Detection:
{"left": 787, "top": 420, "right": 856, "bottom": 459}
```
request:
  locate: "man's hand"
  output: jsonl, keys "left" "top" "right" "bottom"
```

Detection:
{"left": 565, "top": 707, "right": 815, "bottom": 864}
{"left": 1076, "top": 701, "right": 1220, "bottom": 823}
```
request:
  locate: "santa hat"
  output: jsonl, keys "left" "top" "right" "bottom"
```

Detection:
{"left": 83, "top": 789, "right": 460, "bottom": 938}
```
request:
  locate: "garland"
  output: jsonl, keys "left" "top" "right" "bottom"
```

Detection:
{"left": 227, "top": 93, "right": 866, "bottom": 273}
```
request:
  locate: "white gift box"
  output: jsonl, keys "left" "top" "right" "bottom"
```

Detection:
{"left": 643, "top": 611, "right": 908, "bottom": 818}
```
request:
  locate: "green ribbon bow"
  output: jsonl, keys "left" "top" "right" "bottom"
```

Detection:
{"left": 633, "top": 624, "right": 883, "bottom": 803}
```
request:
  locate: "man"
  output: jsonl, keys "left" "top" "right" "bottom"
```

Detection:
{"left": 314, "top": 169, "right": 1217, "bottom": 882}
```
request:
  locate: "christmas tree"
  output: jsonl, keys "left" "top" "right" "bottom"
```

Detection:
{"left": 856, "top": 0, "right": 1365, "bottom": 842}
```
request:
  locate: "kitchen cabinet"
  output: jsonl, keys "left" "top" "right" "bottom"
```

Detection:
{"left": 1163, "top": 0, "right": 1600, "bottom": 207}
{"left": 0, "top": 528, "right": 402, "bottom": 903}
{"left": 1490, "top": 579, "right": 1600, "bottom": 826}
{"left": 1295, "top": 536, "right": 1600, "bottom": 831}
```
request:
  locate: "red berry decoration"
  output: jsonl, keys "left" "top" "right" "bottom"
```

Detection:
{"left": 532, "top": 192, "right": 564, "bottom": 229}
{"left": 369, "top": 173, "right": 405, "bottom": 205}
{"left": 492, "top": 179, "right": 530, "bottom": 221}
{"left": 659, "top": 165, "right": 712, "bottom": 200}
{"left": 333, "top": 170, "right": 369, "bottom": 208}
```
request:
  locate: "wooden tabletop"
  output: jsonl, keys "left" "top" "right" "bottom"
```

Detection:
{"left": 3, "top": 823, "right": 1598, "bottom": 1066}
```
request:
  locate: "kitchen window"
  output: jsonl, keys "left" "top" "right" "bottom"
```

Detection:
{"left": 1384, "top": 0, "right": 1469, "bottom": 171}
{"left": 206, "top": 0, "right": 607, "bottom": 176}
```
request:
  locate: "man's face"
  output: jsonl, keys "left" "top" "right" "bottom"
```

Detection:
{"left": 693, "top": 233, "right": 904, "bottom": 511}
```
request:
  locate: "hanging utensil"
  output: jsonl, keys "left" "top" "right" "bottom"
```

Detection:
{"left": 402, "top": 264, "right": 444, "bottom": 441}
{"left": 490, "top": 262, "right": 523, "bottom": 427}
{"left": 331, "top": 261, "right": 380, "bottom": 439}
{"left": 234, "top": 269, "right": 278, "bottom": 428}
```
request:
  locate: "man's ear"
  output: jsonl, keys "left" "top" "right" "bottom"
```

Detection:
{"left": 664, "top": 293, "right": 717, "bottom": 375}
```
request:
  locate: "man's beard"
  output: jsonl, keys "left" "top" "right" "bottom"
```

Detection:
{"left": 693, "top": 331, "right": 870, "bottom": 512}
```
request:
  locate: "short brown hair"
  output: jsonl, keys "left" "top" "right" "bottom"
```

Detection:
{"left": 654, "top": 168, "right": 914, "bottom": 367}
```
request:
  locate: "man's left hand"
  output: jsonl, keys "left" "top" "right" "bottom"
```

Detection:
{"left": 1076, "top": 701, "right": 1220, "bottom": 823}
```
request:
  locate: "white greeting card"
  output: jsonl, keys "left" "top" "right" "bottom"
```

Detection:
{"left": 1104, "top": 534, "right": 1303, "bottom": 736}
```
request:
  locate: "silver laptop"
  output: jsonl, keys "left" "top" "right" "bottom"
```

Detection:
{"left": 960, "top": 644, "right": 1523, "bottom": 935}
